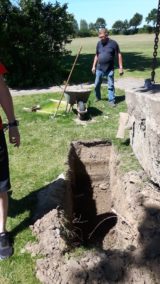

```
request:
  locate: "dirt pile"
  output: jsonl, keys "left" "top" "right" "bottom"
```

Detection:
{"left": 26, "top": 140, "right": 160, "bottom": 284}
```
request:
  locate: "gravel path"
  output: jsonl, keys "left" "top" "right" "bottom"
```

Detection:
{"left": 10, "top": 77, "right": 145, "bottom": 97}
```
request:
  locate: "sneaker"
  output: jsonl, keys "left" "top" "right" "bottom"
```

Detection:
{"left": 109, "top": 101, "right": 116, "bottom": 107}
{"left": 0, "top": 232, "right": 13, "bottom": 259}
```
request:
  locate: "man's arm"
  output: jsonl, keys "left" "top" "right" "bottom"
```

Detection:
{"left": 118, "top": 52, "right": 124, "bottom": 75}
{"left": 0, "top": 75, "right": 20, "bottom": 147}
{"left": 92, "top": 54, "right": 98, "bottom": 74}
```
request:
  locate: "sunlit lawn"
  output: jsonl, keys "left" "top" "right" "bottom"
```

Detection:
{"left": 64, "top": 33, "right": 160, "bottom": 83}
{"left": 0, "top": 33, "right": 155, "bottom": 283}
{"left": 0, "top": 87, "right": 141, "bottom": 283}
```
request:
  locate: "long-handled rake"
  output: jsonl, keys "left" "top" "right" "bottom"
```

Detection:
{"left": 53, "top": 46, "right": 82, "bottom": 118}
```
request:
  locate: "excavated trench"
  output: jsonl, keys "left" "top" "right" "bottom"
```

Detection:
{"left": 27, "top": 139, "right": 160, "bottom": 283}
{"left": 65, "top": 140, "right": 117, "bottom": 248}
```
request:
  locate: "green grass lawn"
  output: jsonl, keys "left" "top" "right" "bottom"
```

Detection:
{"left": 63, "top": 33, "right": 160, "bottom": 84}
{"left": 0, "top": 88, "right": 140, "bottom": 283}
{"left": 0, "top": 34, "right": 154, "bottom": 283}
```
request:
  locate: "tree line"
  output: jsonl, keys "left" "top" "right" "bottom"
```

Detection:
{"left": 0, "top": 1, "right": 158, "bottom": 88}
{"left": 0, "top": 0, "right": 75, "bottom": 88}
{"left": 74, "top": 9, "right": 157, "bottom": 37}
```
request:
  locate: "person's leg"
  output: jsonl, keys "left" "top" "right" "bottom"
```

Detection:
{"left": 107, "top": 70, "right": 115, "bottom": 104}
{"left": 94, "top": 69, "right": 103, "bottom": 100}
{"left": 0, "top": 192, "right": 8, "bottom": 233}
{"left": 0, "top": 129, "right": 12, "bottom": 259}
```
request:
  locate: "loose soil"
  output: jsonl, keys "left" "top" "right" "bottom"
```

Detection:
{"left": 26, "top": 140, "right": 160, "bottom": 284}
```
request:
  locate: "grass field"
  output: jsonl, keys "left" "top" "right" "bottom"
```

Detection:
{"left": 0, "top": 34, "right": 157, "bottom": 283}
{"left": 64, "top": 33, "right": 160, "bottom": 84}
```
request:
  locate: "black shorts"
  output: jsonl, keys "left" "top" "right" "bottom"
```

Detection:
{"left": 0, "top": 129, "right": 11, "bottom": 192}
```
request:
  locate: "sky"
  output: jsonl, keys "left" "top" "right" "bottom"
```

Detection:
{"left": 47, "top": 0, "right": 158, "bottom": 28}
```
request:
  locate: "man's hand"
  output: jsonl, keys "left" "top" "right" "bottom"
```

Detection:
{"left": 9, "top": 127, "right": 20, "bottom": 147}
{"left": 119, "top": 68, "right": 124, "bottom": 76}
{"left": 92, "top": 67, "right": 96, "bottom": 74}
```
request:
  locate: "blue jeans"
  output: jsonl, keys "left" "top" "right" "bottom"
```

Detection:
{"left": 94, "top": 69, "right": 115, "bottom": 102}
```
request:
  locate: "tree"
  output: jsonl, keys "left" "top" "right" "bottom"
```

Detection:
{"left": 129, "top": 13, "right": 143, "bottom": 30}
{"left": 146, "top": 9, "right": 157, "bottom": 27}
{"left": 89, "top": 22, "right": 96, "bottom": 31}
{"left": 80, "top": 19, "right": 88, "bottom": 31}
{"left": 122, "top": 20, "right": 129, "bottom": 34}
{"left": 95, "top": 17, "right": 106, "bottom": 29}
{"left": 79, "top": 19, "right": 90, "bottom": 36}
{"left": 112, "top": 20, "right": 124, "bottom": 34}
{"left": 72, "top": 18, "right": 79, "bottom": 36}
{"left": 0, "top": 0, "right": 75, "bottom": 87}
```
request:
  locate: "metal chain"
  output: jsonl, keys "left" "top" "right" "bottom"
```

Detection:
{"left": 151, "top": 0, "right": 160, "bottom": 83}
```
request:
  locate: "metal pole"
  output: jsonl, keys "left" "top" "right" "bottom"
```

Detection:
{"left": 151, "top": 0, "right": 160, "bottom": 83}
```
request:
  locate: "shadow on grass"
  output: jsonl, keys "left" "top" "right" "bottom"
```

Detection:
{"left": 87, "top": 107, "right": 103, "bottom": 117}
{"left": 61, "top": 53, "right": 95, "bottom": 84}
{"left": 8, "top": 177, "right": 66, "bottom": 238}
{"left": 121, "top": 138, "right": 130, "bottom": 146}
{"left": 116, "top": 95, "right": 125, "bottom": 104}
{"left": 60, "top": 51, "right": 160, "bottom": 85}
{"left": 72, "top": 106, "right": 103, "bottom": 120}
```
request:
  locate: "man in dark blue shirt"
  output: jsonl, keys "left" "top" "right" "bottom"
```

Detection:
{"left": 92, "top": 28, "right": 123, "bottom": 106}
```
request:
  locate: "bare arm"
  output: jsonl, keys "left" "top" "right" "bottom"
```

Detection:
{"left": 0, "top": 75, "right": 16, "bottom": 122}
{"left": 118, "top": 53, "right": 124, "bottom": 75}
{"left": 0, "top": 75, "right": 20, "bottom": 147}
{"left": 92, "top": 54, "right": 98, "bottom": 74}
